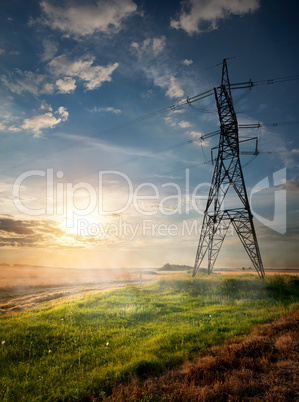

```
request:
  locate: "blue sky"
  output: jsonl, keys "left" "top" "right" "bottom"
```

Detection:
{"left": 0, "top": 0, "right": 298, "bottom": 269}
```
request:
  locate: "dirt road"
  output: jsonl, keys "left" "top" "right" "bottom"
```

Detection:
{"left": 0, "top": 266, "right": 153, "bottom": 313}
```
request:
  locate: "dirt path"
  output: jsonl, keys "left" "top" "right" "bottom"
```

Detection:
{"left": 0, "top": 266, "right": 155, "bottom": 313}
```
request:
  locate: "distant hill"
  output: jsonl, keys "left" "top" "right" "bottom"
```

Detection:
{"left": 158, "top": 263, "right": 193, "bottom": 271}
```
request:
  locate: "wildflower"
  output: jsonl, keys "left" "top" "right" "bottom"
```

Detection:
{"left": 48, "top": 350, "right": 52, "bottom": 353}
{"left": 61, "top": 318, "right": 64, "bottom": 321}
{"left": 209, "top": 314, "right": 212, "bottom": 317}
{"left": 1, "top": 340, "right": 5, "bottom": 345}
{"left": 106, "top": 342, "right": 109, "bottom": 346}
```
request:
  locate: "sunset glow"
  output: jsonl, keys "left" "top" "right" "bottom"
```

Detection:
{"left": 0, "top": 0, "right": 298, "bottom": 270}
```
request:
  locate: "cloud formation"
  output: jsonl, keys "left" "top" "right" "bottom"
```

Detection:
{"left": 0, "top": 123, "right": 21, "bottom": 133}
{"left": 56, "top": 77, "right": 77, "bottom": 93}
{"left": 39, "top": 0, "right": 137, "bottom": 37}
{"left": 90, "top": 106, "right": 121, "bottom": 114}
{"left": 171, "top": 0, "right": 260, "bottom": 35}
{"left": 41, "top": 39, "right": 58, "bottom": 61}
{"left": 56, "top": 106, "right": 69, "bottom": 121}
{"left": 1, "top": 70, "right": 54, "bottom": 96}
{"left": 166, "top": 76, "right": 184, "bottom": 98}
{"left": 0, "top": 216, "right": 35, "bottom": 235}
{"left": 131, "top": 36, "right": 166, "bottom": 56}
{"left": 181, "top": 59, "right": 193, "bottom": 65}
{"left": 178, "top": 120, "right": 192, "bottom": 128}
{"left": 21, "top": 105, "right": 68, "bottom": 137}
{"left": 188, "top": 130, "right": 210, "bottom": 146}
{"left": 0, "top": 216, "right": 95, "bottom": 248}
{"left": 49, "top": 55, "right": 119, "bottom": 90}
{"left": 164, "top": 112, "right": 194, "bottom": 131}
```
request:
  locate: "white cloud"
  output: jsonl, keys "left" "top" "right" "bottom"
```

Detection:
{"left": 188, "top": 130, "right": 204, "bottom": 138}
{"left": 164, "top": 114, "right": 192, "bottom": 130}
{"left": 7, "top": 126, "right": 21, "bottom": 133}
{"left": 39, "top": 0, "right": 137, "bottom": 37}
{"left": 171, "top": 0, "right": 260, "bottom": 35}
{"left": 181, "top": 59, "right": 193, "bottom": 65}
{"left": 21, "top": 113, "right": 61, "bottom": 137}
{"left": 166, "top": 76, "right": 184, "bottom": 98}
{"left": 21, "top": 105, "right": 68, "bottom": 137}
{"left": 0, "top": 122, "right": 6, "bottom": 131}
{"left": 90, "top": 106, "right": 121, "bottom": 114}
{"left": 1, "top": 70, "right": 54, "bottom": 96}
{"left": 57, "top": 106, "right": 68, "bottom": 121}
{"left": 56, "top": 77, "right": 77, "bottom": 93}
{"left": 41, "top": 39, "right": 57, "bottom": 61}
{"left": 152, "top": 36, "right": 166, "bottom": 55}
{"left": 49, "top": 55, "right": 119, "bottom": 90}
{"left": 164, "top": 116, "right": 177, "bottom": 127}
{"left": 291, "top": 148, "right": 299, "bottom": 154}
{"left": 40, "top": 102, "right": 53, "bottom": 111}
{"left": 188, "top": 130, "right": 210, "bottom": 146}
{"left": 43, "top": 83, "right": 54, "bottom": 93}
{"left": 178, "top": 120, "right": 192, "bottom": 128}
{"left": 0, "top": 106, "right": 21, "bottom": 133}
{"left": 131, "top": 36, "right": 166, "bottom": 56}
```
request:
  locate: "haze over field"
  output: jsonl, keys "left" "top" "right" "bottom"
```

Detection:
{"left": 1, "top": 263, "right": 298, "bottom": 314}
{"left": 0, "top": 265, "right": 156, "bottom": 313}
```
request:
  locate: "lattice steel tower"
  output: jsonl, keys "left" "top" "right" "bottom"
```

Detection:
{"left": 193, "top": 59, "right": 265, "bottom": 278}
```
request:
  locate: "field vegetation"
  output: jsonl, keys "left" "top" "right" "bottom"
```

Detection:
{"left": 0, "top": 273, "right": 298, "bottom": 401}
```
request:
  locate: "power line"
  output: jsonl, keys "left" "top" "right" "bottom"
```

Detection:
{"left": 36, "top": 74, "right": 299, "bottom": 160}
{"left": 71, "top": 117, "right": 296, "bottom": 183}
{"left": 60, "top": 129, "right": 221, "bottom": 184}
{"left": 159, "top": 152, "right": 260, "bottom": 179}
{"left": 228, "top": 40, "right": 299, "bottom": 61}
{"left": 14, "top": 89, "right": 215, "bottom": 169}
{"left": 11, "top": 73, "right": 299, "bottom": 173}
{"left": 230, "top": 74, "right": 299, "bottom": 90}
{"left": 14, "top": 118, "right": 298, "bottom": 185}
{"left": 150, "top": 118, "right": 299, "bottom": 179}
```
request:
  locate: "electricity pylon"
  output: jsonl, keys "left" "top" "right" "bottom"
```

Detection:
{"left": 193, "top": 59, "right": 265, "bottom": 278}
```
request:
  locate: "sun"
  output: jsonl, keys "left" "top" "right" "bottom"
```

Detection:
{"left": 58, "top": 213, "right": 107, "bottom": 239}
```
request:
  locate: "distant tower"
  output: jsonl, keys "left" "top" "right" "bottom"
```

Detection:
{"left": 193, "top": 59, "right": 265, "bottom": 278}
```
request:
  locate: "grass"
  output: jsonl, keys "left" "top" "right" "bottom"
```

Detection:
{"left": 108, "top": 309, "right": 299, "bottom": 401}
{"left": 0, "top": 274, "right": 298, "bottom": 401}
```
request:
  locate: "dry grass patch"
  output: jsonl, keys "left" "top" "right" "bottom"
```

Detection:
{"left": 104, "top": 310, "right": 299, "bottom": 401}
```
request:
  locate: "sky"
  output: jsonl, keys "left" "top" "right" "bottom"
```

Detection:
{"left": 0, "top": 0, "right": 298, "bottom": 270}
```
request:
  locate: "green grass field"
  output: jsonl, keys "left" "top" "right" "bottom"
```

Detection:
{"left": 1, "top": 273, "right": 298, "bottom": 401}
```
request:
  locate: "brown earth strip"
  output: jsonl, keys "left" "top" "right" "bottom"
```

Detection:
{"left": 101, "top": 310, "right": 299, "bottom": 402}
